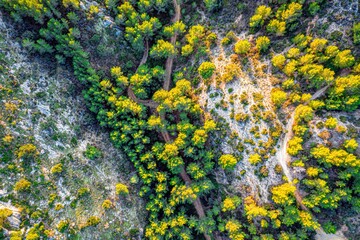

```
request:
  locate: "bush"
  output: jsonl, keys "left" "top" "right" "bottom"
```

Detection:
{"left": 57, "top": 220, "right": 69, "bottom": 232}
{"left": 344, "top": 139, "right": 358, "bottom": 152}
{"left": 271, "top": 89, "right": 287, "bottom": 107}
{"left": 50, "top": 163, "right": 63, "bottom": 174}
{"left": 116, "top": 183, "right": 129, "bottom": 195}
{"left": 222, "top": 196, "right": 241, "bottom": 212}
{"left": 17, "top": 144, "right": 38, "bottom": 159}
{"left": 324, "top": 117, "right": 337, "bottom": 129}
{"left": 234, "top": 40, "right": 251, "bottom": 54}
{"left": 219, "top": 154, "right": 238, "bottom": 170}
{"left": 0, "top": 208, "right": 13, "bottom": 228}
{"left": 102, "top": 199, "right": 113, "bottom": 209}
{"left": 248, "top": 154, "right": 262, "bottom": 165}
{"left": 77, "top": 187, "right": 90, "bottom": 197}
{"left": 86, "top": 216, "right": 101, "bottom": 227}
{"left": 198, "top": 61, "right": 216, "bottom": 79}
{"left": 255, "top": 36, "right": 270, "bottom": 52}
{"left": 84, "top": 145, "right": 102, "bottom": 160}
{"left": 14, "top": 179, "right": 31, "bottom": 192}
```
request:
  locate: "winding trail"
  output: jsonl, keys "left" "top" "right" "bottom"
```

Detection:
{"left": 277, "top": 85, "right": 347, "bottom": 238}
{"left": 127, "top": 39, "right": 159, "bottom": 109}
{"left": 163, "top": 0, "right": 181, "bottom": 91}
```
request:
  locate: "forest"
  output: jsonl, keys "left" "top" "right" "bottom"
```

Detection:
{"left": 0, "top": 0, "right": 359, "bottom": 239}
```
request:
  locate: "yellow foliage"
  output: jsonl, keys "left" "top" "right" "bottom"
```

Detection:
{"left": 287, "top": 136, "right": 303, "bottom": 156}
{"left": 248, "top": 153, "right": 262, "bottom": 165}
{"left": 271, "top": 54, "right": 286, "bottom": 69}
{"left": 219, "top": 154, "right": 238, "bottom": 170}
{"left": 14, "top": 178, "right": 31, "bottom": 192}
{"left": 244, "top": 196, "right": 268, "bottom": 219}
{"left": 306, "top": 167, "right": 320, "bottom": 177}
{"left": 63, "top": 0, "right": 80, "bottom": 8}
{"left": 116, "top": 183, "right": 129, "bottom": 195}
{"left": 234, "top": 40, "right": 251, "bottom": 54}
{"left": 271, "top": 183, "right": 296, "bottom": 205}
{"left": 299, "top": 211, "right": 320, "bottom": 230}
{"left": 287, "top": 47, "right": 300, "bottom": 58}
{"left": 283, "top": 60, "right": 297, "bottom": 76}
{"left": 325, "top": 117, "right": 337, "bottom": 129}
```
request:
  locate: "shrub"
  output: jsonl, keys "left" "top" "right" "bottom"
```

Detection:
{"left": 17, "top": 144, "right": 38, "bottom": 159}
{"left": 271, "top": 183, "right": 296, "bottom": 205}
{"left": 14, "top": 179, "right": 31, "bottom": 192}
{"left": 344, "top": 139, "right": 358, "bottom": 152}
{"left": 57, "top": 220, "right": 69, "bottom": 232}
{"left": 86, "top": 216, "right": 101, "bottom": 227}
{"left": 102, "top": 199, "right": 113, "bottom": 209}
{"left": 10, "top": 231, "right": 22, "bottom": 240}
{"left": 271, "top": 89, "right": 287, "bottom": 107}
{"left": 219, "top": 154, "right": 238, "bottom": 170}
{"left": 324, "top": 117, "right": 337, "bottom": 129}
{"left": 255, "top": 36, "right": 270, "bottom": 52}
{"left": 249, "top": 5, "right": 271, "bottom": 28}
{"left": 198, "top": 61, "right": 216, "bottom": 79}
{"left": 222, "top": 196, "right": 241, "bottom": 212}
{"left": 84, "top": 145, "right": 102, "bottom": 160}
{"left": 271, "top": 54, "right": 286, "bottom": 69}
{"left": 234, "top": 40, "right": 251, "bottom": 54}
{"left": 333, "top": 50, "right": 355, "bottom": 69}
{"left": 287, "top": 137, "right": 303, "bottom": 156}
{"left": 150, "top": 40, "right": 176, "bottom": 58}
{"left": 221, "top": 37, "right": 231, "bottom": 45}
{"left": 248, "top": 154, "right": 262, "bottom": 165}
{"left": 0, "top": 208, "right": 13, "bottom": 228}
{"left": 181, "top": 44, "right": 193, "bottom": 56}
{"left": 306, "top": 167, "right": 320, "bottom": 177}
{"left": 116, "top": 183, "right": 129, "bottom": 195}
{"left": 267, "top": 19, "right": 286, "bottom": 36}
{"left": 50, "top": 163, "right": 63, "bottom": 174}
{"left": 77, "top": 187, "right": 90, "bottom": 197}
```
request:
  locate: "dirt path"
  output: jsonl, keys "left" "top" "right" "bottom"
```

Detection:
{"left": 127, "top": 87, "right": 159, "bottom": 108}
{"left": 163, "top": 0, "right": 181, "bottom": 91}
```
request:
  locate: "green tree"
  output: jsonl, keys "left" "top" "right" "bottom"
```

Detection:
{"left": 333, "top": 50, "right": 355, "bottom": 69}
{"left": 150, "top": 40, "right": 176, "bottom": 58}
{"left": 203, "top": 0, "right": 220, "bottom": 11}
{"left": 267, "top": 19, "right": 286, "bottom": 36}
{"left": 271, "top": 183, "right": 296, "bottom": 205}
{"left": 198, "top": 61, "right": 216, "bottom": 79}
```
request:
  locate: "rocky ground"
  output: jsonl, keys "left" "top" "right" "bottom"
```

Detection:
{"left": 0, "top": 11, "right": 145, "bottom": 239}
